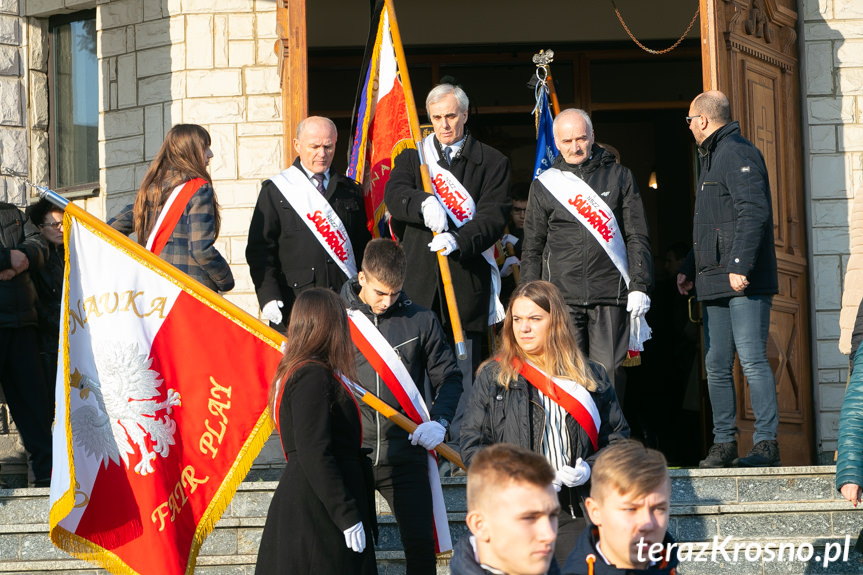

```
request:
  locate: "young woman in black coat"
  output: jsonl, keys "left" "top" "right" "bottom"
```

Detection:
{"left": 460, "top": 280, "right": 630, "bottom": 565}
{"left": 255, "top": 288, "right": 377, "bottom": 575}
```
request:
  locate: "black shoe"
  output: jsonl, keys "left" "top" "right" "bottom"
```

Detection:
{"left": 33, "top": 478, "right": 51, "bottom": 488}
{"left": 698, "top": 441, "right": 738, "bottom": 468}
{"left": 736, "top": 440, "right": 781, "bottom": 467}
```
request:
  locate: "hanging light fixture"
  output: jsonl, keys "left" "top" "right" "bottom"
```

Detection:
{"left": 648, "top": 169, "right": 658, "bottom": 189}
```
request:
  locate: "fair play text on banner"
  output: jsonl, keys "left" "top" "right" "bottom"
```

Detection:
{"left": 49, "top": 207, "right": 282, "bottom": 575}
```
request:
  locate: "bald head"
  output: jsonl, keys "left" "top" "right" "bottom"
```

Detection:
{"left": 294, "top": 116, "right": 337, "bottom": 174}
{"left": 688, "top": 90, "right": 732, "bottom": 146}
{"left": 691, "top": 91, "right": 732, "bottom": 125}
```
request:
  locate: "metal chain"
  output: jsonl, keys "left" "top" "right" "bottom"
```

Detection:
{"left": 611, "top": 0, "right": 700, "bottom": 55}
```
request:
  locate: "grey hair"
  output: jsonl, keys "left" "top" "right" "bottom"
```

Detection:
{"left": 296, "top": 116, "right": 338, "bottom": 140}
{"left": 553, "top": 108, "right": 594, "bottom": 137}
{"left": 426, "top": 84, "right": 469, "bottom": 115}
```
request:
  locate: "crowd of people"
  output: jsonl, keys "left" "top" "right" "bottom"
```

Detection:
{"left": 2, "top": 83, "right": 860, "bottom": 574}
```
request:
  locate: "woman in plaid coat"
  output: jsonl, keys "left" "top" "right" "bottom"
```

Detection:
{"left": 109, "top": 124, "right": 234, "bottom": 292}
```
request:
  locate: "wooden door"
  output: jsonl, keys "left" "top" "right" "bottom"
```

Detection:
{"left": 700, "top": 0, "right": 814, "bottom": 464}
{"left": 276, "top": 0, "right": 308, "bottom": 167}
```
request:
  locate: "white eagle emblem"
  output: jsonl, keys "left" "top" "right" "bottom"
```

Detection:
{"left": 70, "top": 341, "right": 182, "bottom": 476}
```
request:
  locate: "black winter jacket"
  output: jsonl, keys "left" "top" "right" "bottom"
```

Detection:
{"left": 460, "top": 359, "right": 629, "bottom": 514}
{"left": 0, "top": 203, "right": 46, "bottom": 328}
{"left": 246, "top": 158, "right": 372, "bottom": 328}
{"left": 450, "top": 535, "right": 561, "bottom": 575}
{"left": 679, "top": 121, "right": 777, "bottom": 301}
{"left": 32, "top": 242, "right": 64, "bottom": 352}
{"left": 384, "top": 134, "right": 511, "bottom": 333}
{"left": 341, "top": 277, "right": 463, "bottom": 466}
{"left": 522, "top": 147, "right": 653, "bottom": 307}
{"left": 562, "top": 527, "right": 679, "bottom": 575}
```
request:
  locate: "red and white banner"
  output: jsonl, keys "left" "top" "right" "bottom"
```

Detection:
{"left": 346, "top": 1, "right": 413, "bottom": 238}
{"left": 271, "top": 165, "right": 358, "bottom": 280}
{"left": 346, "top": 309, "right": 452, "bottom": 554}
{"left": 49, "top": 207, "right": 282, "bottom": 575}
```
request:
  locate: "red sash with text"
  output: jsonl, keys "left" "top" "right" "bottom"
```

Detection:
{"left": 517, "top": 360, "right": 601, "bottom": 450}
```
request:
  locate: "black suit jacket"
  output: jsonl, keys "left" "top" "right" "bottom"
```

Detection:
{"left": 246, "top": 158, "right": 371, "bottom": 327}
{"left": 384, "top": 135, "right": 511, "bottom": 333}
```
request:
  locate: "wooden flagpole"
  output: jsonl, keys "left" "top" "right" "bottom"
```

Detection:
{"left": 384, "top": 0, "right": 467, "bottom": 360}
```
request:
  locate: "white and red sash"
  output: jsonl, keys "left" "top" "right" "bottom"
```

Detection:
{"left": 537, "top": 168, "right": 630, "bottom": 288}
{"left": 270, "top": 166, "right": 358, "bottom": 279}
{"left": 517, "top": 359, "right": 601, "bottom": 451}
{"left": 422, "top": 135, "right": 505, "bottom": 325}
{"left": 145, "top": 178, "right": 207, "bottom": 255}
{"left": 346, "top": 308, "right": 452, "bottom": 553}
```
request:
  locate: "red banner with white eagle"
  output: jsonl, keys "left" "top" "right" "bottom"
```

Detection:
{"left": 48, "top": 204, "right": 282, "bottom": 575}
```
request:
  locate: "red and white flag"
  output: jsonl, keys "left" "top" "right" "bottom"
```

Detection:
{"left": 49, "top": 206, "right": 282, "bottom": 574}
{"left": 347, "top": 0, "right": 413, "bottom": 238}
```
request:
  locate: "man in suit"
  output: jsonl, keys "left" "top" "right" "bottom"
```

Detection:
{"left": 247, "top": 116, "right": 371, "bottom": 330}
{"left": 384, "top": 83, "right": 511, "bottom": 455}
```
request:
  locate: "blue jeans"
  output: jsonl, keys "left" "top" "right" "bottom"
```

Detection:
{"left": 703, "top": 295, "right": 778, "bottom": 444}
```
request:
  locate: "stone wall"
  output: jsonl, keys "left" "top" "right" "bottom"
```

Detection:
{"left": 0, "top": 0, "right": 27, "bottom": 205}
{"left": 90, "top": 0, "right": 283, "bottom": 314}
{"left": 803, "top": 0, "right": 863, "bottom": 460}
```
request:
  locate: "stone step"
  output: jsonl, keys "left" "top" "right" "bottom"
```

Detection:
{"left": 0, "top": 466, "right": 860, "bottom": 573}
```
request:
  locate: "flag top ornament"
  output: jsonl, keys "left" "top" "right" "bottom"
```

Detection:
{"left": 48, "top": 200, "right": 283, "bottom": 575}
{"left": 347, "top": 0, "right": 413, "bottom": 238}
{"left": 532, "top": 54, "right": 558, "bottom": 179}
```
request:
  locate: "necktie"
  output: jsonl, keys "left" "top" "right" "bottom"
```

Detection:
{"left": 312, "top": 173, "right": 326, "bottom": 195}
{"left": 444, "top": 146, "right": 453, "bottom": 165}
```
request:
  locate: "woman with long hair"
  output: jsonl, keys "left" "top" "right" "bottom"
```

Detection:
{"left": 109, "top": 124, "right": 233, "bottom": 292}
{"left": 255, "top": 288, "right": 377, "bottom": 575}
{"left": 460, "top": 280, "right": 629, "bottom": 564}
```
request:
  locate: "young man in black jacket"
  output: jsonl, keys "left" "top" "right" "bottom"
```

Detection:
{"left": 677, "top": 90, "right": 780, "bottom": 468}
{"left": 563, "top": 440, "right": 678, "bottom": 575}
{"left": 341, "top": 239, "right": 463, "bottom": 575}
{"left": 451, "top": 443, "right": 561, "bottom": 575}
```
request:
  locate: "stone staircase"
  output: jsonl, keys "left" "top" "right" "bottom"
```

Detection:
{"left": 0, "top": 466, "right": 860, "bottom": 574}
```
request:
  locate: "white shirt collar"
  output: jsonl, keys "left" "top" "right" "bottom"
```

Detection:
{"left": 469, "top": 536, "right": 507, "bottom": 575}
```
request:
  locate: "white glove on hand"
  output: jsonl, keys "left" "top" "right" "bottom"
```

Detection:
{"left": 500, "top": 255, "right": 520, "bottom": 278}
{"left": 428, "top": 233, "right": 458, "bottom": 256}
{"left": 552, "top": 458, "right": 591, "bottom": 490}
{"left": 262, "top": 300, "right": 284, "bottom": 324}
{"left": 343, "top": 521, "right": 366, "bottom": 553}
{"left": 409, "top": 421, "right": 447, "bottom": 450}
{"left": 626, "top": 291, "right": 651, "bottom": 318}
{"left": 421, "top": 197, "right": 449, "bottom": 233}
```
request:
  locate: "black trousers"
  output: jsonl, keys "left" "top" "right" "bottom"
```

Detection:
{"left": 375, "top": 462, "right": 436, "bottom": 575}
{"left": 569, "top": 304, "right": 629, "bottom": 402}
{"left": 0, "top": 327, "right": 53, "bottom": 480}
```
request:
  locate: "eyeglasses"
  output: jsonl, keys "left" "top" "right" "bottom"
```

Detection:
{"left": 39, "top": 221, "right": 62, "bottom": 229}
{"left": 685, "top": 115, "right": 702, "bottom": 125}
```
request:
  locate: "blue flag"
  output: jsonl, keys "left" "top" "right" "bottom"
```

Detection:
{"left": 533, "top": 89, "right": 558, "bottom": 178}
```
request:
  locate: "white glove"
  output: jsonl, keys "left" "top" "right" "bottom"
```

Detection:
{"left": 343, "top": 521, "right": 366, "bottom": 553}
{"left": 421, "top": 196, "right": 449, "bottom": 233}
{"left": 262, "top": 300, "right": 284, "bottom": 324}
{"left": 409, "top": 421, "right": 446, "bottom": 450}
{"left": 552, "top": 458, "right": 591, "bottom": 490}
{"left": 428, "top": 232, "right": 458, "bottom": 256}
{"left": 626, "top": 291, "right": 651, "bottom": 318}
{"left": 500, "top": 255, "right": 520, "bottom": 278}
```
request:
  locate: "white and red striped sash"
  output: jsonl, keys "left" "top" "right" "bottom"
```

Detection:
{"left": 146, "top": 178, "right": 207, "bottom": 256}
{"left": 347, "top": 308, "right": 452, "bottom": 553}
{"left": 516, "top": 360, "right": 601, "bottom": 450}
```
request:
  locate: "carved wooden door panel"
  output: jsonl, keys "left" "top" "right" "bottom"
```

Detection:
{"left": 700, "top": 0, "right": 814, "bottom": 464}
